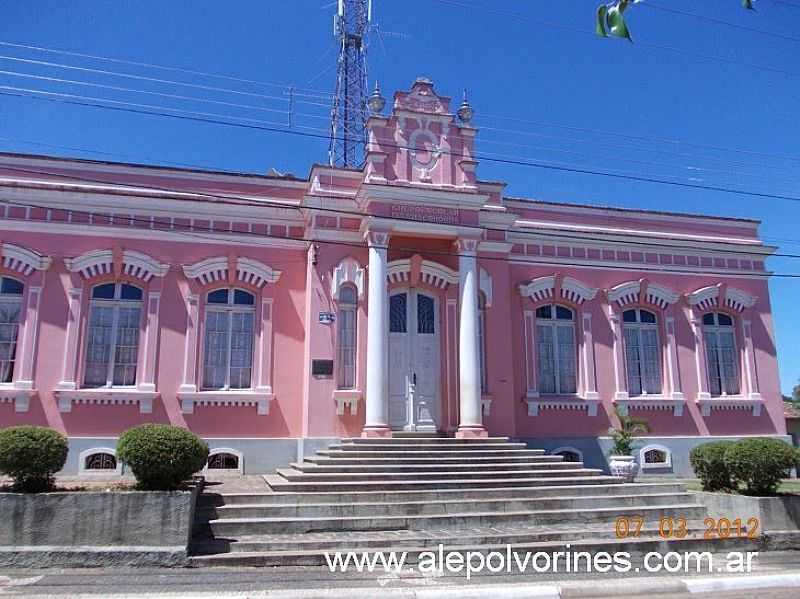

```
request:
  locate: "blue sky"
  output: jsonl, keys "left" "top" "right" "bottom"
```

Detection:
{"left": 1, "top": 0, "right": 799, "bottom": 394}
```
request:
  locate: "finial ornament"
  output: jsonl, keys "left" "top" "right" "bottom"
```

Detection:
{"left": 457, "top": 89, "right": 474, "bottom": 125}
{"left": 367, "top": 81, "right": 386, "bottom": 115}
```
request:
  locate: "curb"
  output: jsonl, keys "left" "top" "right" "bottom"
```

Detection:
{"left": 10, "top": 573, "right": 799, "bottom": 599}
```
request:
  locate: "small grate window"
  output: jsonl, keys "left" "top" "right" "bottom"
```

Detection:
{"left": 208, "top": 453, "right": 240, "bottom": 470}
{"left": 85, "top": 452, "right": 117, "bottom": 470}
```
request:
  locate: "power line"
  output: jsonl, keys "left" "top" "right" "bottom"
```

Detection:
{"left": 643, "top": 2, "right": 800, "bottom": 44}
{"left": 0, "top": 162, "right": 790, "bottom": 264}
{"left": 0, "top": 40, "right": 334, "bottom": 97}
{"left": 6, "top": 84, "right": 800, "bottom": 210}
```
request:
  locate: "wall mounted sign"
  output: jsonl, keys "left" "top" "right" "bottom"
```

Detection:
{"left": 390, "top": 204, "right": 459, "bottom": 225}
{"left": 319, "top": 312, "right": 336, "bottom": 324}
{"left": 311, "top": 359, "right": 334, "bottom": 377}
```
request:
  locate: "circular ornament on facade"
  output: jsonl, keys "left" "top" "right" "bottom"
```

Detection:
{"left": 408, "top": 128, "right": 441, "bottom": 172}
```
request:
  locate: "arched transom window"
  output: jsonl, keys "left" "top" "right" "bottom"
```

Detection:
{"left": 622, "top": 308, "right": 662, "bottom": 396}
{"left": 535, "top": 304, "right": 576, "bottom": 395}
{"left": 0, "top": 276, "right": 23, "bottom": 383}
{"left": 84, "top": 282, "right": 143, "bottom": 388}
{"left": 203, "top": 288, "right": 255, "bottom": 390}
{"left": 703, "top": 312, "right": 739, "bottom": 396}
{"left": 85, "top": 452, "right": 117, "bottom": 471}
{"left": 336, "top": 285, "right": 358, "bottom": 390}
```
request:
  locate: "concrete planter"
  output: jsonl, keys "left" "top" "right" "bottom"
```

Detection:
{"left": 692, "top": 491, "right": 800, "bottom": 532}
{"left": 609, "top": 455, "right": 639, "bottom": 482}
{"left": 0, "top": 485, "right": 200, "bottom": 567}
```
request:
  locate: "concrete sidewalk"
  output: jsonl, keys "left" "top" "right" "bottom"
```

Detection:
{"left": 1, "top": 550, "right": 799, "bottom": 598}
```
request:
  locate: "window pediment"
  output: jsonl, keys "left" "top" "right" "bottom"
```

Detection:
{"left": 519, "top": 275, "right": 597, "bottom": 305}
{"left": 66, "top": 249, "right": 168, "bottom": 282}
{"left": 2, "top": 243, "right": 51, "bottom": 275}
{"left": 183, "top": 256, "right": 281, "bottom": 287}
{"left": 687, "top": 285, "right": 756, "bottom": 313}
{"left": 608, "top": 280, "right": 679, "bottom": 310}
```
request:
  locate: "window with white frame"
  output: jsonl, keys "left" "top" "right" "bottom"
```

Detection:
{"left": 202, "top": 288, "right": 255, "bottom": 390}
{"left": 84, "top": 452, "right": 117, "bottom": 471}
{"left": 623, "top": 308, "right": 662, "bottom": 396}
{"left": 478, "top": 292, "right": 488, "bottom": 394}
{"left": 703, "top": 312, "right": 740, "bottom": 396}
{"left": 0, "top": 277, "right": 23, "bottom": 384}
{"left": 536, "top": 304, "right": 576, "bottom": 395}
{"left": 84, "top": 282, "right": 143, "bottom": 388}
{"left": 336, "top": 285, "right": 357, "bottom": 390}
{"left": 640, "top": 445, "right": 672, "bottom": 469}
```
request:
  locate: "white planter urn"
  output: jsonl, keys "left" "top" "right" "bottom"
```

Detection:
{"left": 609, "top": 455, "right": 639, "bottom": 482}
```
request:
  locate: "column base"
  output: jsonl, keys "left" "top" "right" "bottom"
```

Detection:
{"left": 455, "top": 425, "right": 488, "bottom": 438}
{"left": 361, "top": 425, "right": 393, "bottom": 438}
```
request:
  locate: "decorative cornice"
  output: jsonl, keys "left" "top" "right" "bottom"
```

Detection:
{"left": 686, "top": 284, "right": 757, "bottom": 313}
{"left": 386, "top": 258, "right": 459, "bottom": 289}
{"left": 66, "top": 249, "right": 168, "bottom": 281}
{"left": 1, "top": 243, "right": 51, "bottom": 275}
{"left": 519, "top": 275, "right": 597, "bottom": 305}
{"left": 607, "top": 280, "right": 679, "bottom": 310}
{"left": 331, "top": 257, "right": 365, "bottom": 299}
{"left": 183, "top": 256, "right": 281, "bottom": 287}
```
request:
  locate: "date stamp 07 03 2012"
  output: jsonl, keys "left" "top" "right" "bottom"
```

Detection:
{"left": 614, "top": 516, "right": 760, "bottom": 540}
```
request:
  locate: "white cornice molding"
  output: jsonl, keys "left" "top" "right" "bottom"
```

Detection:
{"left": 183, "top": 256, "right": 281, "bottom": 287}
{"left": 519, "top": 275, "right": 597, "bottom": 305}
{"left": 331, "top": 257, "right": 365, "bottom": 299}
{"left": 386, "top": 258, "right": 458, "bottom": 289}
{"left": 2, "top": 243, "right": 51, "bottom": 275}
{"left": 65, "top": 249, "right": 168, "bottom": 281}
{"left": 686, "top": 285, "right": 757, "bottom": 313}
{"left": 608, "top": 280, "right": 680, "bottom": 309}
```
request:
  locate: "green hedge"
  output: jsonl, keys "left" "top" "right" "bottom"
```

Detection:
{"left": 723, "top": 438, "right": 796, "bottom": 495}
{"left": 117, "top": 424, "right": 208, "bottom": 490}
{"left": 690, "top": 438, "right": 798, "bottom": 495}
{"left": 0, "top": 426, "right": 68, "bottom": 492}
{"left": 689, "top": 440, "right": 737, "bottom": 492}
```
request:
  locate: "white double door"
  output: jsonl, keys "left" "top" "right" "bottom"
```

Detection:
{"left": 388, "top": 289, "right": 441, "bottom": 431}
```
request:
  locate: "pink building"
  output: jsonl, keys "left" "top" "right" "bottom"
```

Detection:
{"left": 0, "top": 79, "right": 786, "bottom": 476}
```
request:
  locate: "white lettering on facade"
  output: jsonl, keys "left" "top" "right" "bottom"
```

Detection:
{"left": 390, "top": 204, "right": 459, "bottom": 225}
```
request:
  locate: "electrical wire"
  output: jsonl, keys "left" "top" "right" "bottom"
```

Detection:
{"left": 4, "top": 84, "right": 800, "bottom": 210}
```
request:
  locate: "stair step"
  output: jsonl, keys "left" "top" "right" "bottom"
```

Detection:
{"left": 199, "top": 482, "right": 689, "bottom": 506}
{"left": 190, "top": 530, "right": 756, "bottom": 567}
{"left": 277, "top": 467, "right": 604, "bottom": 482}
{"left": 266, "top": 474, "right": 623, "bottom": 492}
{"left": 200, "top": 492, "right": 696, "bottom": 520}
{"left": 206, "top": 504, "right": 708, "bottom": 535}
{"left": 330, "top": 442, "right": 530, "bottom": 451}
{"left": 343, "top": 437, "right": 511, "bottom": 444}
{"left": 308, "top": 454, "right": 562, "bottom": 464}
{"left": 291, "top": 461, "right": 581, "bottom": 473}
{"left": 193, "top": 521, "right": 708, "bottom": 553}
{"left": 318, "top": 449, "right": 547, "bottom": 458}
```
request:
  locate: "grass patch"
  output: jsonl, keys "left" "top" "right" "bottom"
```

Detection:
{"left": 680, "top": 478, "right": 800, "bottom": 496}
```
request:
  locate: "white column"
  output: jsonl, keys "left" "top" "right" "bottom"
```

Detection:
{"left": 456, "top": 238, "right": 487, "bottom": 438}
{"left": 362, "top": 230, "right": 391, "bottom": 437}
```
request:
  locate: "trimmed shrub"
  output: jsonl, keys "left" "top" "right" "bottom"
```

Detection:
{"left": 0, "top": 426, "right": 68, "bottom": 492}
{"left": 117, "top": 424, "right": 208, "bottom": 490}
{"left": 723, "top": 437, "right": 796, "bottom": 496}
{"left": 690, "top": 441, "right": 737, "bottom": 492}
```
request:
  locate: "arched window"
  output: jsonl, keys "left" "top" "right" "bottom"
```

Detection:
{"left": 208, "top": 452, "right": 240, "bottom": 470}
{"left": 85, "top": 452, "right": 117, "bottom": 471}
{"left": 203, "top": 288, "right": 255, "bottom": 390}
{"left": 84, "top": 282, "right": 143, "bottom": 388}
{"left": 478, "top": 292, "right": 488, "bottom": 394}
{"left": 703, "top": 312, "right": 739, "bottom": 396}
{"left": 0, "top": 276, "right": 24, "bottom": 383}
{"left": 622, "top": 308, "right": 662, "bottom": 396}
{"left": 536, "top": 304, "right": 576, "bottom": 395}
{"left": 640, "top": 444, "right": 672, "bottom": 469}
{"left": 337, "top": 285, "right": 357, "bottom": 390}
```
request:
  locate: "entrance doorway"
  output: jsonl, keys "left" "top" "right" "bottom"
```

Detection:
{"left": 388, "top": 289, "right": 441, "bottom": 431}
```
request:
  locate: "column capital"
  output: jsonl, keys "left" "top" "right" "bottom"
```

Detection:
{"left": 364, "top": 229, "right": 391, "bottom": 248}
{"left": 454, "top": 237, "right": 480, "bottom": 255}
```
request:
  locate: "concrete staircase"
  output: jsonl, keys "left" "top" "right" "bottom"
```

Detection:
{"left": 190, "top": 437, "right": 757, "bottom": 566}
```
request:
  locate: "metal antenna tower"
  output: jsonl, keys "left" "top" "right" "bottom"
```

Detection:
{"left": 329, "top": 0, "right": 371, "bottom": 168}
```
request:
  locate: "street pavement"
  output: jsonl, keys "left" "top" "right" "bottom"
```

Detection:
{"left": 0, "top": 550, "right": 799, "bottom": 598}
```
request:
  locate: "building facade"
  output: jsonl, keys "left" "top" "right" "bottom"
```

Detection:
{"left": 0, "top": 79, "right": 787, "bottom": 476}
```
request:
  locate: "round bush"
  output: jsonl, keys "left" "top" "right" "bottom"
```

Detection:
{"left": 0, "top": 426, "right": 68, "bottom": 492}
{"left": 723, "top": 438, "right": 796, "bottom": 495}
{"left": 689, "top": 441, "right": 737, "bottom": 492}
{"left": 117, "top": 424, "right": 209, "bottom": 490}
